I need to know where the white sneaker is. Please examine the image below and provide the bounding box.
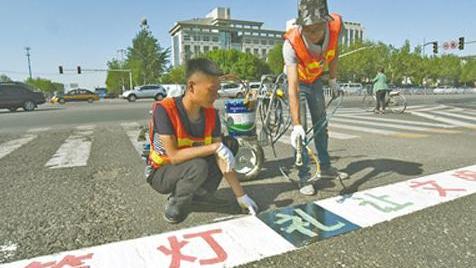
[299,184,316,196]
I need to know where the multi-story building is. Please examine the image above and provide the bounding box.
[170,7,284,66]
[170,7,365,66]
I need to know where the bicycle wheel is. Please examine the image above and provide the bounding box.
[362,94,376,112]
[387,95,407,113]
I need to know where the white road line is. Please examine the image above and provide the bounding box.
[278,130,358,144]
[410,111,476,128]
[332,117,458,134]
[431,110,476,122]
[120,122,144,156]
[337,114,455,128]
[27,127,52,133]
[45,127,94,169]
[410,105,448,112]
[405,105,431,110]
[460,109,476,116]
[0,135,37,160]
[330,123,426,138]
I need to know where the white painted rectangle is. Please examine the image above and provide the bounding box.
[121,122,144,156]
[316,165,476,227]
[45,128,94,169]
[0,135,36,160]
[0,216,295,268]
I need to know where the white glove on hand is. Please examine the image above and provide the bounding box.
[290,125,306,149]
[329,78,339,97]
[216,143,235,173]
[237,194,259,215]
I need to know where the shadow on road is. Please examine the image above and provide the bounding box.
[339,158,424,195]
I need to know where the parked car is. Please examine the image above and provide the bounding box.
[218,82,245,98]
[162,84,185,97]
[50,88,99,104]
[0,82,45,112]
[121,84,167,102]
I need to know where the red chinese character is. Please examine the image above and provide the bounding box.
[24,253,93,268]
[410,180,466,197]
[158,229,227,268]
[453,170,476,181]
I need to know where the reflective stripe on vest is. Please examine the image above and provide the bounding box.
[148,98,216,169]
[284,13,342,84]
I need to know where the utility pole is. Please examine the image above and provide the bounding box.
[25,47,32,79]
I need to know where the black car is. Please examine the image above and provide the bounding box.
[0,82,46,112]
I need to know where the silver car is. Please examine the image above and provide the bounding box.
[218,82,245,98]
[122,84,167,102]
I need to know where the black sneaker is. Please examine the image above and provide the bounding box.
[318,166,349,180]
[164,197,186,224]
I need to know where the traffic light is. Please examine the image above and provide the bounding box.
[458,37,465,50]
[58,66,63,74]
[432,42,438,54]
[77,66,82,74]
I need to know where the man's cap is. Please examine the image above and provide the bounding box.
[296,0,333,26]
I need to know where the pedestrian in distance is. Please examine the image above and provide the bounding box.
[145,58,259,224]
[283,0,348,196]
[372,67,389,114]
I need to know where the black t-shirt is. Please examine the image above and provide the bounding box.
[154,96,221,139]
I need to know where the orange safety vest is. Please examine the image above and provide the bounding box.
[148,98,216,169]
[284,13,342,84]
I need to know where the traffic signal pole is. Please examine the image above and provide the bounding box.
[57,67,133,90]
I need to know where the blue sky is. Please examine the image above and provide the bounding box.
[1,0,475,88]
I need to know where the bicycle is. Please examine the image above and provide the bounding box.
[362,89,407,113]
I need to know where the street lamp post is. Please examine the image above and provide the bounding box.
[25,47,32,79]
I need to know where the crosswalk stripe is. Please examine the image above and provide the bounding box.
[278,129,358,145]
[460,109,476,116]
[120,122,144,156]
[405,105,432,110]
[330,123,427,138]
[431,110,476,122]
[45,127,94,169]
[332,117,458,134]
[0,135,37,160]
[410,111,476,128]
[337,114,455,129]
[27,127,52,133]
[410,105,448,112]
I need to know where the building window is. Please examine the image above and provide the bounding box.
[262,49,267,57]
[184,45,191,52]
[245,48,251,53]
[194,45,200,54]
[253,39,259,44]
[244,39,251,44]
[212,36,219,42]
[254,48,259,55]
[261,40,267,45]
[269,40,274,45]
[204,46,210,53]
[213,46,219,50]
[193,35,201,41]
[203,36,210,42]
[183,35,190,41]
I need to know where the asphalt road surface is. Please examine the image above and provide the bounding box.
[0,94,475,267]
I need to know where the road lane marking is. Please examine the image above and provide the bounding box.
[431,110,476,122]
[410,105,449,112]
[410,111,476,128]
[44,127,94,169]
[329,123,427,138]
[336,114,455,128]
[0,135,37,160]
[332,117,458,134]
[27,127,51,133]
[120,122,144,156]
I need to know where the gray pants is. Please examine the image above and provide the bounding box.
[147,156,222,207]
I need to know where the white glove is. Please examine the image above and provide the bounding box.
[290,125,306,149]
[237,194,259,215]
[329,78,339,97]
[216,143,235,173]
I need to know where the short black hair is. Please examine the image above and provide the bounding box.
[185,58,222,81]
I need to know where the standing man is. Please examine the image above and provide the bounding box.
[146,58,258,223]
[283,0,348,196]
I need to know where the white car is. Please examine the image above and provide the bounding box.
[122,84,167,102]
[218,82,245,98]
[339,82,364,95]
[162,84,185,97]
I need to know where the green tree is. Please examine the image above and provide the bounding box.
[106,59,130,95]
[203,49,270,81]
[0,74,12,82]
[126,25,170,86]
[460,59,476,86]
[267,43,284,75]
[25,77,63,95]
[161,65,185,84]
